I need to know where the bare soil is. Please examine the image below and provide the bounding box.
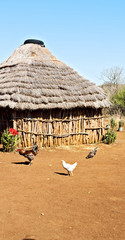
[0,131,125,240]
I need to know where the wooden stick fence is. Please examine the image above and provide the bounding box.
[10,115,107,147]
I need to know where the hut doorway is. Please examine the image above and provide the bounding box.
[0,108,13,142]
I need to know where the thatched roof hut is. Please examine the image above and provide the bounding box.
[0,40,110,147]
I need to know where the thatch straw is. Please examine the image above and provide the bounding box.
[0,43,111,110]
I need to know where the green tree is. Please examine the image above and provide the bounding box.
[111,87,125,107]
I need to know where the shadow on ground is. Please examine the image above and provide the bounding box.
[55,171,68,176]
[12,161,30,165]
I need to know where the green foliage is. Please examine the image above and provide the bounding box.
[1,128,20,152]
[111,87,125,107]
[110,118,117,130]
[103,129,116,144]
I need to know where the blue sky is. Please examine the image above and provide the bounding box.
[0,0,125,85]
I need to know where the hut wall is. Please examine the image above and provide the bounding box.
[11,107,107,148]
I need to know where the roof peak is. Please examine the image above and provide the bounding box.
[24,39,45,47]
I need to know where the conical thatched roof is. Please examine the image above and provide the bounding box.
[0,41,111,110]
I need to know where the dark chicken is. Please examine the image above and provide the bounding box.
[18,142,38,165]
[86,147,98,159]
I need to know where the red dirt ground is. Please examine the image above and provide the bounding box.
[0,131,125,240]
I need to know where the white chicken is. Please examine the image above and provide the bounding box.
[62,160,77,176]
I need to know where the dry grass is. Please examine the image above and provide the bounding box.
[0,43,110,110]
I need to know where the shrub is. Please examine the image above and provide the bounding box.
[103,129,116,144]
[110,118,117,130]
[1,128,20,152]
